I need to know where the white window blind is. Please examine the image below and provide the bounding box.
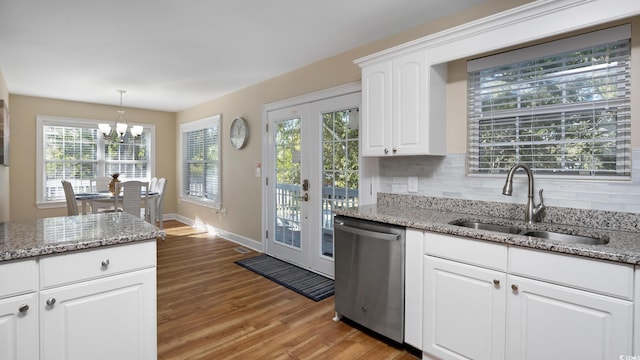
[181,115,221,207]
[39,116,152,203]
[467,25,631,178]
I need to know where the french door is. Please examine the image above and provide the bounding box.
[266,92,360,277]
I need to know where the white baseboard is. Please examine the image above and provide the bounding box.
[166,213,264,253]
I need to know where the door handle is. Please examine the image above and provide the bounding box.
[298,193,309,201]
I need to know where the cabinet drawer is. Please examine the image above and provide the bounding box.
[509,247,634,300]
[40,240,156,289]
[0,259,37,299]
[424,232,507,271]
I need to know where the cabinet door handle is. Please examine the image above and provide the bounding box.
[18,304,30,313]
[511,284,519,292]
[384,148,389,154]
[493,279,500,287]
[392,148,397,154]
[46,298,56,306]
[101,259,110,268]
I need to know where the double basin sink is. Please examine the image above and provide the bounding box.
[450,220,609,245]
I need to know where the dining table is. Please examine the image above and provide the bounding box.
[74,191,159,220]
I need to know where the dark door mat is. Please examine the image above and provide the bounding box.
[235,254,334,302]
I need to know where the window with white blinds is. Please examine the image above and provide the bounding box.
[180,114,221,208]
[467,25,631,178]
[38,116,152,203]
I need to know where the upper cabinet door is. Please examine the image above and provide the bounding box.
[393,51,429,155]
[359,49,446,157]
[361,61,392,156]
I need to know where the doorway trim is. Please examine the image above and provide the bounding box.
[260,82,362,254]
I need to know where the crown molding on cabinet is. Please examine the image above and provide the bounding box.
[354,0,640,67]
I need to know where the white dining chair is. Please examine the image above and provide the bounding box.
[89,176,116,212]
[61,180,79,216]
[115,181,150,221]
[90,176,111,193]
[154,178,167,229]
[149,177,158,193]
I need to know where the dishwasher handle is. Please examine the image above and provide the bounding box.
[334,222,400,242]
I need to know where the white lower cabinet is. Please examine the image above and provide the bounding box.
[0,258,38,360]
[636,267,640,354]
[506,274,632,359]
[0,293,38,360]
[0,240,157,360]
[423,256,506,360]
[421,231,635,360]
[40,268,156,360]
[405,229,424,349]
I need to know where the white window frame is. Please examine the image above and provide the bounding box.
[36,115,156,209]
[466,25,631,180]
[179,114,222,209]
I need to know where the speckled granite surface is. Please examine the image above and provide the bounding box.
[0,212,165,262]
[335,194,640,265]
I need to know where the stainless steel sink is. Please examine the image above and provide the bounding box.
[450,219,609,245]
[522,230,609,245]
[451,221,522,234]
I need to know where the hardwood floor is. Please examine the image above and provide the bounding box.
[157,220,419,360]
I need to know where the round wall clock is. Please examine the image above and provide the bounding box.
[230,117,249,149]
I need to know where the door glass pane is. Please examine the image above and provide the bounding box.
[275,118,301,249]
[321,109,359,258]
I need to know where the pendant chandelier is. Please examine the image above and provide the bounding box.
[98,90,143,143]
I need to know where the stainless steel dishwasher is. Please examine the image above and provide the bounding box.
[333,215,406,343]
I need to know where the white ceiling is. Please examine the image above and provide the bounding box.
[0,0,487,112]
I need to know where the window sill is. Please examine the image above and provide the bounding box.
[36,201,66,210]
[180,195,221,210]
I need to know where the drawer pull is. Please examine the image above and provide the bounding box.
[46,298,56,306]
[511,284,519,292]
[18,304,29,313]
[101,259,110,268]
[493,279,500,287]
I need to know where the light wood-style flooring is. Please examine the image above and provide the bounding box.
[157,220,419,360]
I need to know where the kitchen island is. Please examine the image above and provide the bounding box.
[0,212,164,360]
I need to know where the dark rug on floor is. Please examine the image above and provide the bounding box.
[235,254,334,302]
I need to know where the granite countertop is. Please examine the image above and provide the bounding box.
[335,203,640,266]
[0,212,166,262]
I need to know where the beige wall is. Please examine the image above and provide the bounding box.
[8,0,630,238]
[175,0,533,243]
[8,95,176,221]
[0,70,9,221]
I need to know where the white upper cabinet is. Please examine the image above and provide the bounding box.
[360,49,446,157]
[356,0,640,158]
[361,60,391,156]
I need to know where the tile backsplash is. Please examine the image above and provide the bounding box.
[378,150,640,214]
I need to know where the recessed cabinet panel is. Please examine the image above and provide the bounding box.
[424,256,506,360]
[361,61,392,156]
[506,275,633,359]
[394,54,424,152]
[40,269,156,360]
[0,259,37,299]
[0,293,38,360]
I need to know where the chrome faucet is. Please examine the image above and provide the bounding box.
[502,163,545,224]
